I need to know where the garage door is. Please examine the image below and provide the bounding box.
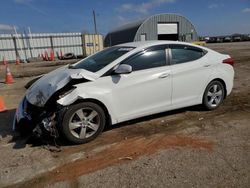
[157,23,178,34]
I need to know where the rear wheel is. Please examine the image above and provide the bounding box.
[203,80,225,110]
[61,102,106,144]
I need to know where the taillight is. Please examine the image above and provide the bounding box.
[223,58,234,66]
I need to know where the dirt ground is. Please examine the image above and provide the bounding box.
[0,42,249,188]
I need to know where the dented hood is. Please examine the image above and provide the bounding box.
[26,65,98,107]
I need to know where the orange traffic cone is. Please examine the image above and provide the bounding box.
[0,96,6,112]
[50,49,55,61]
[15,56,21,65]
[2,57,8,65]
[5,66,14,84]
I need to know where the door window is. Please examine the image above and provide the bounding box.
[123,48,167,71]
[170,45,206,64]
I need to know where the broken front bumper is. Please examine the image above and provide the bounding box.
[13,97,57,136]
[13,97,32,131]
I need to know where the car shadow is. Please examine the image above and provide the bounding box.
[1,105,205,149]
[0,109,16,139]
[0,109,26,148]
[0,108,59,150]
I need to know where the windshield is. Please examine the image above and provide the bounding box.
[73,46,135,72]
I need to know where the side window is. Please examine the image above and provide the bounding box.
[123,49,167,71]
[170,45,206,64]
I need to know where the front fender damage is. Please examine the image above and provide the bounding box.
[57,88,87,106]
[15,72,96,140]
[26,65,98,107]
[29,87,85,139]
[33,87,89,139]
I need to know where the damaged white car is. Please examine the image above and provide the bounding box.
[13,41,234,144]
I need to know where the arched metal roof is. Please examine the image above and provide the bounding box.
[104,13,198,47]
[104,19,145,47]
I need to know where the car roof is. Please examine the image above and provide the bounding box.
[96,40,215,76]
[116,40,208,51]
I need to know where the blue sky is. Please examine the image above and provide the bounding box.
[0,0,249,36]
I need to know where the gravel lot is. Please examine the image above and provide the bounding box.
[0,42,249,188]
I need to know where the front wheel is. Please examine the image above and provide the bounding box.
[202,80,225,110]
[61,102,106,144]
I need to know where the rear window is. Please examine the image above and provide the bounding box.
[170,45,206,64]
[73,46,134,72]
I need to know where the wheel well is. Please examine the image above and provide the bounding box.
[73,98,111,126]
[210,78,227,98]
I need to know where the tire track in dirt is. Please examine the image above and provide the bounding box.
[7,134,213,188]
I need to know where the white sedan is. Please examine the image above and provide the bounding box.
[14,41,234,144]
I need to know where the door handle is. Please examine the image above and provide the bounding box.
[159,73,170,78]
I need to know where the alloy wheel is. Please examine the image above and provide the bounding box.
[69,107,100,139]
[206,84,223,108]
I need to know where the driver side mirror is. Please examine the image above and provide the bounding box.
[114,64,132,74]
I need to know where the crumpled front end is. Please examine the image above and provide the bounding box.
[13,65,98,137]
[25,65,98,107]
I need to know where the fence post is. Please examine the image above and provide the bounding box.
[12,36,20,60]
[50,36,54,51]
[81,33,85,57]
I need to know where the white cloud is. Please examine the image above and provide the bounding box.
[208,3,224,9]
[14,0,48,16]
[26,3,48,15]
[117,15,129,25]
[0,24,14,31]
[117,0,176,14]
[14,0,33,4]
[208,4,219,9]
[242,8,250,13]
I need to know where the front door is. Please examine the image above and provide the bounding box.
[111,46,172,122]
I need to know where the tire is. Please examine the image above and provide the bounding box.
[63,53,76,60]
[202,80,225,110]
[60,102,106,144]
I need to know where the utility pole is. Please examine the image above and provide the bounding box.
[93,10,98,34]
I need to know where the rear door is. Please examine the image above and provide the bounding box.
[169,44,212,106]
